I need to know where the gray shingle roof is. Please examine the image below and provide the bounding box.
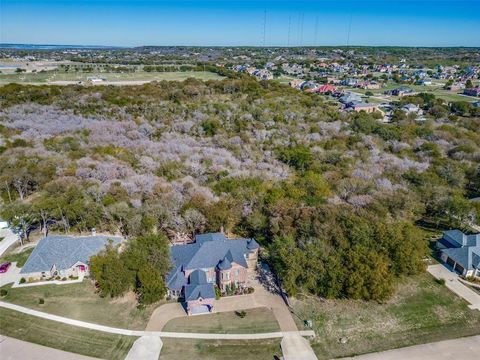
[20,235,123,274]
[440,230,480,270]
[184,269,215,301]
[166,233,259,291]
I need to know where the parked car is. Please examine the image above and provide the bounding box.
[0,262,11,273]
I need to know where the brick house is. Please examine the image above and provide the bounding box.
[166,232,259,315]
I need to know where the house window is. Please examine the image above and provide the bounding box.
[223,272,230,280]
[235,269,239,276]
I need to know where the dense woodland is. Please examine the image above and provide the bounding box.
[0,76,479,302]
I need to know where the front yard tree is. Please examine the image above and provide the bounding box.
[136,263,166,304]
[90,242,130,298]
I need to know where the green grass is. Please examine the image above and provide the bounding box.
[292,272,480,359]
[160,338,282,360]
[0,71,223,85]
[0,280,159,330]
[163,307,280,334]
[0,307,136,359]
[0,247,33,267]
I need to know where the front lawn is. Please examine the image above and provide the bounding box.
[163,307,280,334]
[0,247,34,267]
[0,280,160,330]
[0,307,136,359]
[292,272,480,359]
[160,338,282,360]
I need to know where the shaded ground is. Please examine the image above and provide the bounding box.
[291,273,480,359]
[163,307,280,334]
[0,280,159,329]
[0,307,135,359]
[160,338,282,360]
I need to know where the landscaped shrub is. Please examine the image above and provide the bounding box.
[55,276,61,280]
[38,298,45,304]
[214,286,221,300]
[0,289,7,297]
[235,310,246,318]
[62,277,67,281]
[246,287,254,294]
[435,278,446,285]
[19,277,26,284]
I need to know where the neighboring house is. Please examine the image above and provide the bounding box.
[339,92,362,104]
[317,84,336,93]
[166,232,259,315]
[402,103,423,116]
[20,235,123,280]
[437,230,480,278]
[348,102,381,114]
[464,87,480,97]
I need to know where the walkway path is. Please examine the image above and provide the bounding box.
[427,264,480,310]
[341,335,480,360]
[0,300,314,339]
[0,335,99,360]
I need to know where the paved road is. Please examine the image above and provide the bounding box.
[427,264,480,310]
[0,336,99,360]
[0,300,314,339]
[0,228,18,257]
[341,335,480,360]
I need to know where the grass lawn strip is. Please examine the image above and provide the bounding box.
[163,307,280,334]
[0,307,136,360]
[160,338,282,360]
[0,280,156,330]
[0,247,34,267]
[291,272,480,359]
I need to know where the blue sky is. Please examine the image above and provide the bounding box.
[1,1,479,47]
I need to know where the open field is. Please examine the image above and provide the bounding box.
[292,272,480,359]
[160,338,282,360]
[0,280,160,330]
[0,307,136,359]
[163,307,280,334]
[0,247,33,267]
[0,70,223,85]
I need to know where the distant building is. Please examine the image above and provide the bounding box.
[317,84,337,93]
[339,92,362,104]
[349,102,381,114]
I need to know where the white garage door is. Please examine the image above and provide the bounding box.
[191,305,210,315]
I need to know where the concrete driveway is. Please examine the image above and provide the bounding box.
[0,228,18,257]
[0,262,21,287]
[342,335,480,360]
[281,333,317,360]
[427,264,480,310]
